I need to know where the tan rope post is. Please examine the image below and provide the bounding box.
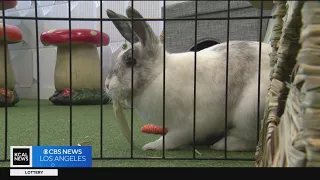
[255,1,305,167]
[298,1,320,167]
[270,1,305,167]
[273,1,320,167]
[255,0,287,167]
[268,1,287,80]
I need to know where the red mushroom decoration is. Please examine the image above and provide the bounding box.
[0,0,17,10]
[61,88,75,97]
[40,29,110,105]
[141,124,168,135]
[0,23,22,107]
[0,88,14,103]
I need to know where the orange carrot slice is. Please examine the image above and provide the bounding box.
[141,124,168,135]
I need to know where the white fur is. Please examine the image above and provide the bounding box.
[105,7,272,152]
[106,41,271,152]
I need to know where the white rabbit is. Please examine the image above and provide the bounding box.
[105,7,272,152]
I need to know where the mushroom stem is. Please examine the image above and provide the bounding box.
[54,43,102,91]
[0,42,15,89]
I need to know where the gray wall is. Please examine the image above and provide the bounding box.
[162,1,272,53]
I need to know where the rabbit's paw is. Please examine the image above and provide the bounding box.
[209,140,225,151]
[142,135,180,151]
[142,140,163,151]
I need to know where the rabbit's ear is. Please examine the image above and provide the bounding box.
[126,7,159,52]
[106,9,139,44]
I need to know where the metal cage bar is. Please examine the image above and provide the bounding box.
[224,0,231,159]
[68,0,73,147]
[99,0,104,159]
[162,0,166,158]
[34,0,41,147]
[1,0,8,161]
[256,0,264,144]
[1,16,272,21]
[130,0,134,158]
[0,0,272,163]
[193,0,198,159]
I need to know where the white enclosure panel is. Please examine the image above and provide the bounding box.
[98,1,130,43]
[97,45,113,82]
[10,49,34,87]
[33,47,57,88]
[37,1,56,7]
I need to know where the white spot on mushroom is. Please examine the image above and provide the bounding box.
[47,29,57,34]
[90,31,97,36]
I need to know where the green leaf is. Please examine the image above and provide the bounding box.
[122,43,127,50]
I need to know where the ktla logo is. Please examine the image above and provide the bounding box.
[10,146,33,168]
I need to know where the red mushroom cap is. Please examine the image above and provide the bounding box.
[0,0,17,10]
[0,23,23,44]
[40,29,110,47]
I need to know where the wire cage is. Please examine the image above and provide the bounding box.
[0,0,318,167]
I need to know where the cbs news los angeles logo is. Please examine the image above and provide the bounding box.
[9,145,91,176]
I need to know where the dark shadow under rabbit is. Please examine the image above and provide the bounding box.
[105,7,272,152]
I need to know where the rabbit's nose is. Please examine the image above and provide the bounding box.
[106,84,109,89]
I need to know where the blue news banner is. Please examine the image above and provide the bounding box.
[32,146,92,168]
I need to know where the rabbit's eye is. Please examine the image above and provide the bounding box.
[126,57,137,67]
